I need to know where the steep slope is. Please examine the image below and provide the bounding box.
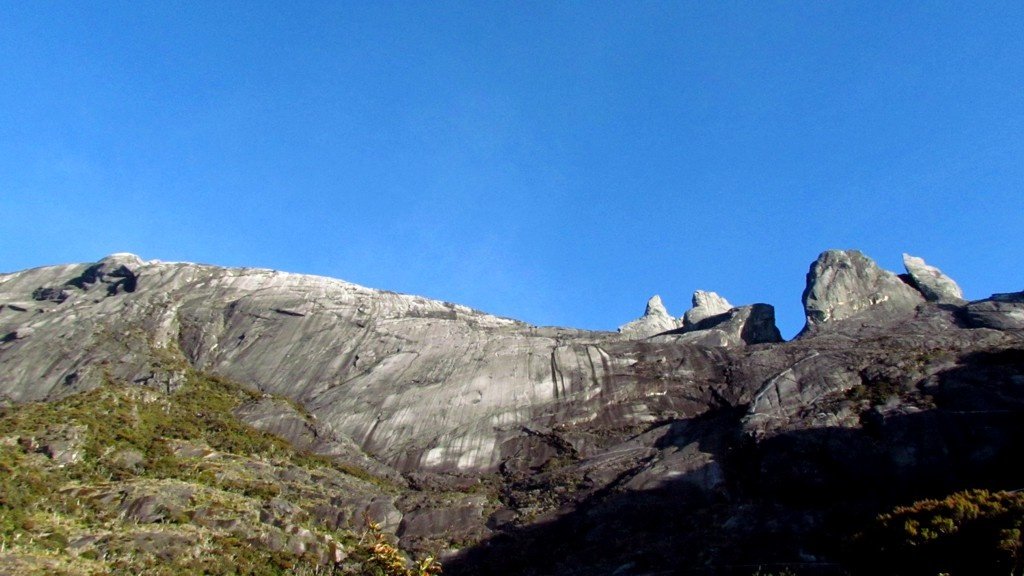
[2,249,1023,575]
[446,251,1024,575]
[1,254,785,475]
[1,255,624,474]
[0,368,427,575]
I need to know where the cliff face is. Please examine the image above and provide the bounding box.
[2,249,1023,575]
[0,252,785,475]
[2,254,613,473]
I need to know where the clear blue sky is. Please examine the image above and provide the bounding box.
[2,2,1022,338]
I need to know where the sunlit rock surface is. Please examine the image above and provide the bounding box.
[902,253,964,303]
[0,255,634,472]
[682,290,732,327]
[801,249,925,332]
[617,294,681,338]
[3,250,1024,576]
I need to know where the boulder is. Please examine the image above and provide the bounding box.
[654,303,783,347]
[902,254,964,303]
[66,253,143,294]
[397,495,491,549]
[311,496,403,533]
[618,295,681,338]
[963,292,1024,331]
[682,290,733,327]
[801,250,924,331]
[1,327,34,343]
[21,424,87,466]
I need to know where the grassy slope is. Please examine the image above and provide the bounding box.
[0,370,429,575]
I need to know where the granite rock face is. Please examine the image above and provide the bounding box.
[232,396,404,483]
[963,291,1024,330]
[654,303,783,347]
[617,295,681,338]
[902,253,964,303]
[0,255,636,473]
[743,352,862,437]
[682,290,733,327]
[68,252,143,295]
[801,249,925,331]
[3,250,1024,576]
[448,296,1024,576]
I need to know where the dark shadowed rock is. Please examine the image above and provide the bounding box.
[397,495,491,550]
[654,303,783,347]
[66,252,143,295]
[2,327,33,342]
[964,292,1024,330]
[743,352,862,437]
[801,249,924,332]
[902,253,964,303]
[31,286,69,303]
[3,250,1024,576]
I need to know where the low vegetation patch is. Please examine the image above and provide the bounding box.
[853,488,1024,575]
[0,369,438,575]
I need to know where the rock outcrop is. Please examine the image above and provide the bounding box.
[619,291,781,345]
[617,295,680,338]
[801,249,924,331]
[3,250,1024,576]
[963,291,1024,330]
[682,290,732,327]
[655,303,782,347]
[743,352,862,437]
[67,252,143,295]
[902,253,964,303]
[1,254,638,473]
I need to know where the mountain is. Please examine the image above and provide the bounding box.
[1,250,1022,575]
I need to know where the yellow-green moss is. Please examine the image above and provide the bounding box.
[0,367,436,575]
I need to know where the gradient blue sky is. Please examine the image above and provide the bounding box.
[2,2,1022,338]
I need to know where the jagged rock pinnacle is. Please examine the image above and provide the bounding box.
[801,249,924,331]
[618,294,681,338]
[644,294,670,317]
[902,253,964,303]
[682,290,733,327]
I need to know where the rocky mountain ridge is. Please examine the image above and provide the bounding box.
[2,249,1023,575]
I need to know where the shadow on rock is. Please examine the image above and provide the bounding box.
[445,350,1024,576]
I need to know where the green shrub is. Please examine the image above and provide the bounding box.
[350,521,442,576]
[854,489,1024,575]
[0,366,429,575]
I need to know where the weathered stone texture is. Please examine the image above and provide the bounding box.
[682,290,733,327]
[902,253,964,303]
[617,295,681,338]
[964,291,1024,330]
[801,249,924,330]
